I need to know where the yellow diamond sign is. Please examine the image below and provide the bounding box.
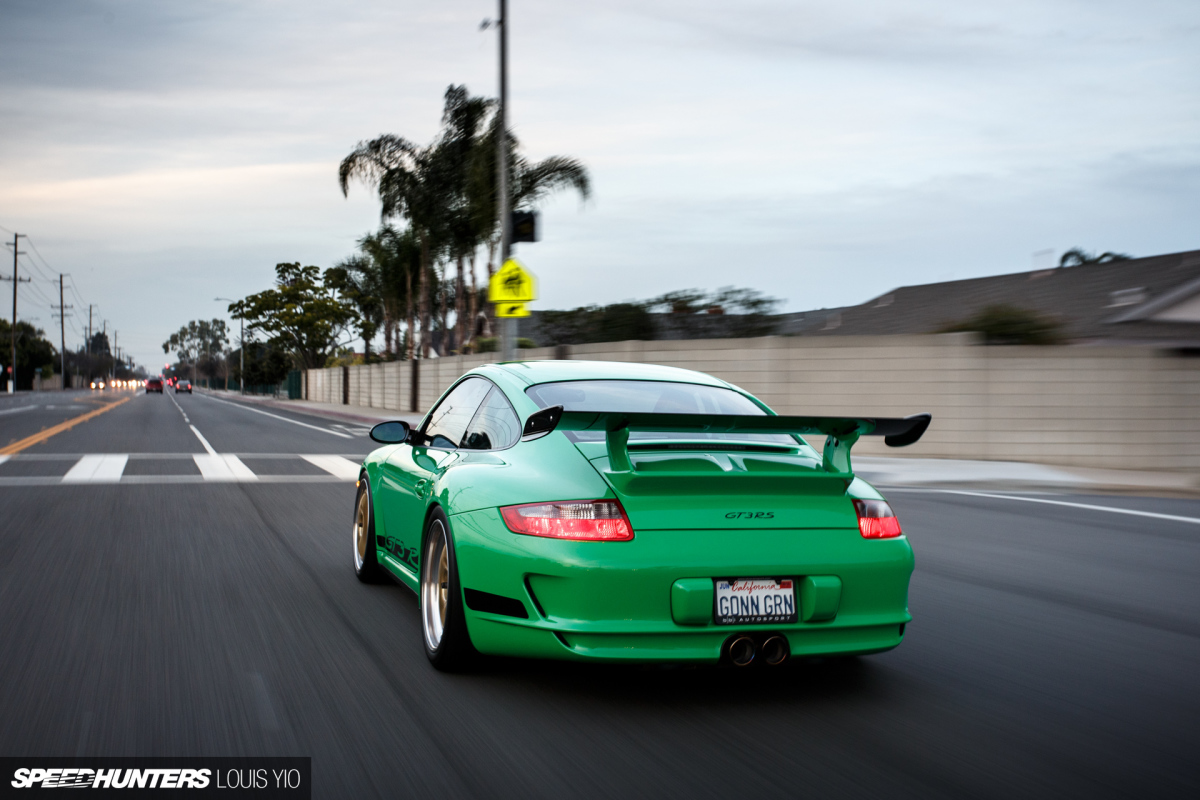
[489,258,537,304]
[496,302,530,318]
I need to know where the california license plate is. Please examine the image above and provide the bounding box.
[714,578,798,625]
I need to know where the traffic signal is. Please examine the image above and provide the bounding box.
[511,210,538,243]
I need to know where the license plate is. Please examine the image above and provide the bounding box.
[714,578,797,625]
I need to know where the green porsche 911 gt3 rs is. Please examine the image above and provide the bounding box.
[353,360,930,671]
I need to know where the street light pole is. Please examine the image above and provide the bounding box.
[497,0,515,361]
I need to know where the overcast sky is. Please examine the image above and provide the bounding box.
[1,0,1198,368]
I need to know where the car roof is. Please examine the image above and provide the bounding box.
[476,359,732,388]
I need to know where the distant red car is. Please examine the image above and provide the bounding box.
[146,378,164,394]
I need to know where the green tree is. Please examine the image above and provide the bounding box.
[647,287,782,338]
[325,257,383,361]
[1058,248,1133,267]
[0,320,58,390]
[162,319,228,382]
[233,341,291,388]
[228,263,355,369]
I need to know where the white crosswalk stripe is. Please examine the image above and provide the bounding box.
[0,453,365,486]
[301,455,362,480]
[62,455,129,483]
[193,454,259,481]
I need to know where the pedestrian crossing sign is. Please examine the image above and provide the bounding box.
[489,259,537,303]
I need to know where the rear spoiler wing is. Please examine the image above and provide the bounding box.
[522,407,932,476]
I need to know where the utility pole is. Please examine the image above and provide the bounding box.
[4,233,29,393]
[87,305,94,357]
[497,0,514,361]
[53,275,72,390]
[112,330,117,380]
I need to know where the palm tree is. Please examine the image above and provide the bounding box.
[340,134,444,358]
[356,226,418,357]
[341,85,592,354]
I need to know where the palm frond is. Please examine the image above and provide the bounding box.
[514,155,591,206]
[338,134,417,197]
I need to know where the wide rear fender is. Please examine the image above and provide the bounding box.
[434,432,613,517]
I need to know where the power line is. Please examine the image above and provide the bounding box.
[2,231,108,365]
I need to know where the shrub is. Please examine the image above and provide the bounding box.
[938,305,1063,345]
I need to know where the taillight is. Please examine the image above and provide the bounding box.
[500,500,634,541]
[853,499,903,539]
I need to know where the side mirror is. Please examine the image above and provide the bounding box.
[369,420,411,444]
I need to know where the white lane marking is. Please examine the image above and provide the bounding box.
[890,488,1200,526]
[190,425,218,455]
[167,390,191,424]
[0,405,37,416]
[0,455,8,467]
[62,454,129,483]
[198,393,352,438]
[301,454,362,480]
[193,454,258,481]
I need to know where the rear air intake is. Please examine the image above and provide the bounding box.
[463,589,529,619]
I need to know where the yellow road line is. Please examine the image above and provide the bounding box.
[0,396,132,455]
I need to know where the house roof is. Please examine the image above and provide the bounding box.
[804,249,1200,345]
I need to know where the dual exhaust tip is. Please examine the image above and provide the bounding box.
[726,634,789,667]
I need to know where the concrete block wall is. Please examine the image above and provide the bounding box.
[303,334,1200,472]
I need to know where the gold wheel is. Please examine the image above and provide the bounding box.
[353,485,369,572]
[422,519,450,651]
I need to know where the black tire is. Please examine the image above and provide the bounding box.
[420,507,475,671]
[353,479,386,583]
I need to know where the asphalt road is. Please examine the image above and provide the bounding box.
[1,389,1198,798]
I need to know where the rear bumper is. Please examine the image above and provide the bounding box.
[451,508,913,662]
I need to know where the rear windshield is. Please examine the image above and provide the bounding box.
[524,380,797,446]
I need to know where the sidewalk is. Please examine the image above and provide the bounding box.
[205,392,1199,495]
[204,391,422,426]
[855,456,1200,495]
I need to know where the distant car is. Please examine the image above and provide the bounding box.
[353,361,931,671]
[146,378,164,394]
[90,379,105,390]
[175,380,192,394]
